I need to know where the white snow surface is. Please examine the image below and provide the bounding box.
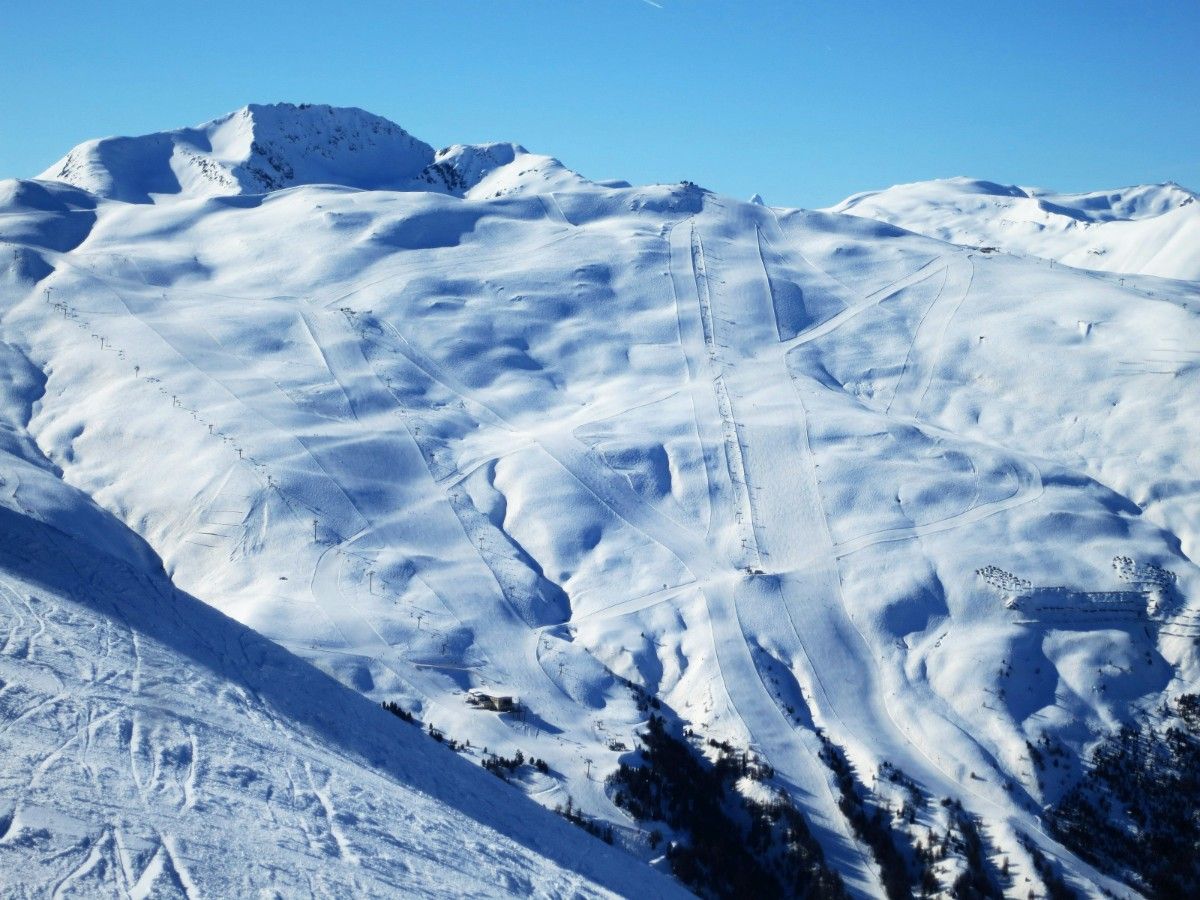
[830,176,1200,280]
[0,341,685,897]
[2,104,1198,897]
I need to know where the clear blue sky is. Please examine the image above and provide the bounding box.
[2,1,1197,207]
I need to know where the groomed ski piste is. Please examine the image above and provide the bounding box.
[1,103,1197,897]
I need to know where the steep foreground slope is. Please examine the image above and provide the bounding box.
[2,104,1199,897]
[829,177,1200,281]
[0,338,686,897]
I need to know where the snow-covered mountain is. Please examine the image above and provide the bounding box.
[38,103,581,204]
[829,176,1200,280]
[2,103,1199,898]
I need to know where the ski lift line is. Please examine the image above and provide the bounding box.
[86,284,374,534]
[720,386,765,567]
[588,213,873,873]
[37,286,284,494]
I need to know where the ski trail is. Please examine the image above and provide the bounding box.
[703,575,879,895]
[783,256,945,352]
[315,216,876,892]
[916,255,976,413]
[755,218,860,333]
[538,193,573,228]
[304,762,360,865]
[49,828,113,900]
[357,299,708,548]
[831,453,1042,558]
[754,211,991,774]
[127,845,167,900]
[569,581,697,625]
[886,251,974,418]
[884,264,951,414]
[297,310,359,421]
[157,832,199,900]
[782,316,1046,555]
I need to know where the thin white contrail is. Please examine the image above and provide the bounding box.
[640,0,663,8]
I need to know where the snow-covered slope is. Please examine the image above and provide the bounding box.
[0,338,685,898]
[830,176,1200,280]
[3,105,1199,897]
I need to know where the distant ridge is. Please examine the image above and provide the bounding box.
[829,175,1200,279]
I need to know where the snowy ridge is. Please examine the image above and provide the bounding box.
[3,104,1199,897]
[38,103,436,202]
[419,142,586,199]
[829,176,1200,280]
[37,103,584,205]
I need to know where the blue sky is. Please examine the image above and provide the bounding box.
[3,1,1197,207]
